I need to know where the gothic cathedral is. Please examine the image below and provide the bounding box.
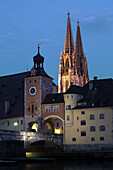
[58,12,89,93]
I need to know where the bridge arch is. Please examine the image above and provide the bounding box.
[42,115,64,135]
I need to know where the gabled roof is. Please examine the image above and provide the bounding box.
[65,85,85,95]
[0,71,31,119]
[73,78,113,109]
[42,93,64,104]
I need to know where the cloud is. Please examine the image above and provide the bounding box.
[83,16,95,21]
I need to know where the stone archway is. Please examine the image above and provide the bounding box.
[28,122,38,132]
[42,115,64,135]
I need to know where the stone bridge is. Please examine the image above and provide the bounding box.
[0,129,63,148]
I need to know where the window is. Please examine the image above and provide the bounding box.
[100,125,105,131]
[91,137,95,141]
[57,123,59,128]
[67,95,69,99]
[5,101,10,114]
[100,137,104,141]
[66,105,71,110]
[67,115,70,121]
[21,120,23,125]
[77,128,79,132]
[77,117,79,120]
[45,106,51,112]
[7,122,9,126]
[90,126,96,132]
[53,105,59,111]
[32,105,34,114]
[100,113,104,119]
[81,131,86,136]
[72,138,76,141]
[81,120,86,125]
[71,95,73,98]
[90,114,95,120]
[81,111,85,115]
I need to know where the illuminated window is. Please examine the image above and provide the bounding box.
[81,111,85,115]
[100,137,104,141]
[72,138,76,141]
[90,126,96,132]
[90,114,95,120]
[99,113,104,119]
[81,120,86,125]
[45,106,51,112]
[100,125,105,131]
[67,115,70,121]
[81,131,86,136]
[66,105,71,110]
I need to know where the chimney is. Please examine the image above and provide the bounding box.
[94,76,97,80]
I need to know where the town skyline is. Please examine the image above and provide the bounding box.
[0,0,113,84]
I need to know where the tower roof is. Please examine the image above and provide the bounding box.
[74,21,84,57]
[33,42,44,66]
[64,12,74,54]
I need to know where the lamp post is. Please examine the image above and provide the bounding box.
[14,122,18,131]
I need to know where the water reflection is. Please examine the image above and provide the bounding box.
[1,160,113,170]
[26,160,113,170]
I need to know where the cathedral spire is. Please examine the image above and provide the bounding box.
[74,21,84,57]
[64,12,74,54]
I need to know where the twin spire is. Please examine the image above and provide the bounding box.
[64,12,84,56]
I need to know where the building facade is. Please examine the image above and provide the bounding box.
[58,12,89,93]
[64,78,113,150]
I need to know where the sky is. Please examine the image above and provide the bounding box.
[0,0,113,84]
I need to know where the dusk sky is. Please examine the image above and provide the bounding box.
[0,0,113,84]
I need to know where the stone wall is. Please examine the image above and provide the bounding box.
[0,140,25,158]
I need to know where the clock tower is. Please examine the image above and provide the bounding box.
[24,43,55,133]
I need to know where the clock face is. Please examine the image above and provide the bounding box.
[29,86,37,96]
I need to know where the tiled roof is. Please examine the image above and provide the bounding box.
[42,93,64,104]
[0,71,31,119]
[73,78,113,109]
[65,85,85,95]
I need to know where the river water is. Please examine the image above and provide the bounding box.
[0,160,113,170]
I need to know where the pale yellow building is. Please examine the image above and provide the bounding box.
[64,78,113,150]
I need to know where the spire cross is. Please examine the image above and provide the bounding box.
[77,20,80,26]
[37,41,41,54]
[67,11,70,16]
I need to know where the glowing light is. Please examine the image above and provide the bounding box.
[14,122,18,126]
[54,128,61,134]
[32,123,38,132]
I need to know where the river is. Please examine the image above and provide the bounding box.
[0,160,113,170]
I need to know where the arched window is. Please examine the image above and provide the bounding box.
[99,113,104,119]
[100,125,105,131]
[66,58,69,67]
[66,80,69,91]
[81,120,86,126]
[90,114,95,120]
[90,126,96,132]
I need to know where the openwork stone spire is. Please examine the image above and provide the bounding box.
[64,12,74,54]
[74,21,84,57]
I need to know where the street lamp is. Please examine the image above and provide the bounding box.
[14,121,18,131]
